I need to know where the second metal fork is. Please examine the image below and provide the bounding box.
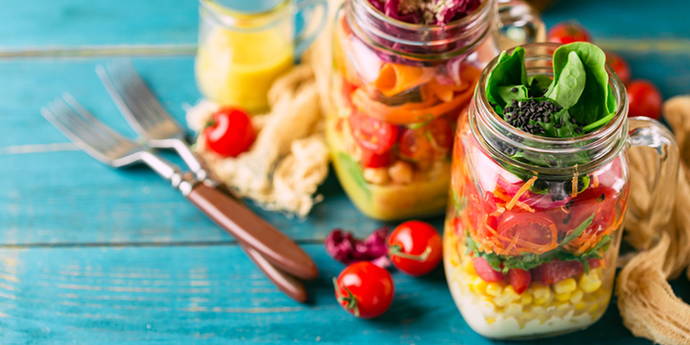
[41,94,315,302]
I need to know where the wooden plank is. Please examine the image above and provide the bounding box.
[0,0,197,49]
[0,243,666,344]
[0,0,688,51]
[542,0,690,39]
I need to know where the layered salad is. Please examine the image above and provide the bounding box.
[328,0,489,220]
[444,42,630,338]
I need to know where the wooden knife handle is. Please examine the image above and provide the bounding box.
[186,182,318,280]
[242,244,307,303]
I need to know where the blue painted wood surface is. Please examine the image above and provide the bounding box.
[0,0,689,343]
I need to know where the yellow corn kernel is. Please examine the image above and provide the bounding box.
[532,284,552,305]
[493,295,512,307]
[486,282,503,297]
[471,277,488,295]
[555,291,572,302]
[485,317,496,325]
[574,302,587,311]
[579,272,602,293]
[553,278,577,294]
[503,286,521,302]
[570,290,584,304]
[463,259,477,276]
[520,292,533,305]
[505,303,523,315]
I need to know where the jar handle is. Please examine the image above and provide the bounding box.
[627,117,680,232]
[495,0,546,50]
[294,0,329,57]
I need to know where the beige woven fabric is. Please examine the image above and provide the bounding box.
[618,96,690,344]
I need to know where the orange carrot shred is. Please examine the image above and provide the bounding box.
[506,176,537,210]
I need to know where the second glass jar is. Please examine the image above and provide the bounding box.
[328,0,511,220]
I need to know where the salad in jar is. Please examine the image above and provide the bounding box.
[444,42,631,338]
[328,0,500,220]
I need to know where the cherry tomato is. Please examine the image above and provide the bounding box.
[627,80,662,119]
[387,221,442,276]
[204,107,256,157]
[334,262,394,318]
[349,112,399,154]
[547,22,592,44]
[472,257,505,283]
[564,186,617,236]
[606,52,631,84]
[531,258,601,285]
[399,116,453,162]
[508,268,531,294]
[496,211,558,254]
[360,148,394,168]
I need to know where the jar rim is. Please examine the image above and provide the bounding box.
[200,0,292,31]
[471,42,630,174]
[358,0,492,31]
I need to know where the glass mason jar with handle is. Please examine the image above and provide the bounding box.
[327,0,544,221]
[444,43,679,339]
[196,0,327,113]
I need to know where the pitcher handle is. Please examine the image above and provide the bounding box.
[496,0,546,50]
[627,117,680,233]
[294,0,329,57]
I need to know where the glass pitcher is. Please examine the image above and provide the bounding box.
[196,0,327,113]
[443,42,679,339]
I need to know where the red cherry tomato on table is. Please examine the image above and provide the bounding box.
[627,80,662,119]
[349,112,399,154]
[606,52,631,84]
[334,262,394,318]
[204,107,256,157]
[547,22,591,44]
[387,220,442,276]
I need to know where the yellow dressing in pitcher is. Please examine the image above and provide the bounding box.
[196,2,295,113]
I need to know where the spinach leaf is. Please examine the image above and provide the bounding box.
[551,42,611,125]
[498,85,529,106]
[583,112,616,132]
[528,74,553,97]
[544,51,586,109]
[486,47,528,112]
[560,215,594,247]
[536,108,581,138]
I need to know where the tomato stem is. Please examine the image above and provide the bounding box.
[332,277,359,317]
[388,244,431,262]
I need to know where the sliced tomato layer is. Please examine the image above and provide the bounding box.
[348,112,399,154]
[472,257,504,283]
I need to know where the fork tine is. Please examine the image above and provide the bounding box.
[99,61,181,134]
[41,94,138,165]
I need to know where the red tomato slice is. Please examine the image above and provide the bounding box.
[399,116,453,162]
[508,268,531,294]
[472,257,505,283]
[531,260,583,285]
[360,148,394,168]
[496,212,559,254]
[348,112,399,154]
[563,186,617,236]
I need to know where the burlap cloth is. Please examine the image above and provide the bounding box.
[618,96,690,344]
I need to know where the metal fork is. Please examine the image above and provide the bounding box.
[96,61,211,183]
[41,95,315,302]
[96,62,313,302]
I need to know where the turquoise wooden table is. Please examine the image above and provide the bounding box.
[1,0,689,343]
